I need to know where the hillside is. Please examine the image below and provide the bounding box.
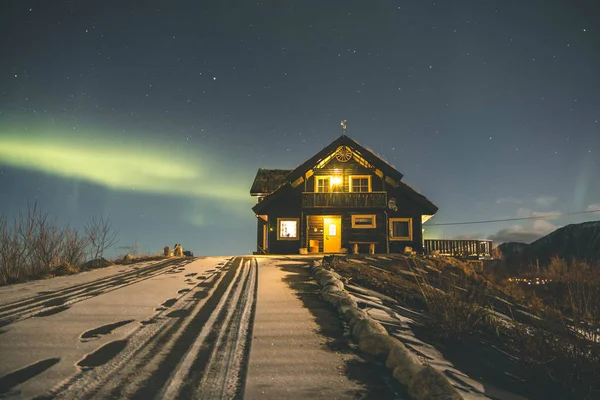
[499,220,600,267]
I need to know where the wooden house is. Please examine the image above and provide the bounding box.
[250,135,439,255]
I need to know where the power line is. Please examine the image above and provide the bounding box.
[425,209,600,226]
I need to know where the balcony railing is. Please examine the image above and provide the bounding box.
[302,191,387,208]
[424,239,493,257]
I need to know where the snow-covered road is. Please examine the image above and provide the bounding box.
[1,256,402,399]
[0,256,257,399]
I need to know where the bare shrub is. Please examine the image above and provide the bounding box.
[491,246,503,260]
[514,322,600,398]
[61,226,89,268]
[0,202,41,283]
[546,255,567,281]
[0,202,119,285]
[414,268,501,341]
[85,216,119,261]
[30,211,65,276]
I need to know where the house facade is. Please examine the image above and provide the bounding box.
[250,135,438,255]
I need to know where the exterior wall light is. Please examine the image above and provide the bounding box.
[331,176,342,186]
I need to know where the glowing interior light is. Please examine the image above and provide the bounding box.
[330,176,342,186]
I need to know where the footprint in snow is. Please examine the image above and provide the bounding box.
[77,340,128,369]
[193,291,209,300]
[34,305,70,317]
[161,298,177,308]
[80,320,134,342]
[177,289,191,294]
[42,298,66,307]
[184,273,197,277]
[166,309,190,318]
[0,358,61,395]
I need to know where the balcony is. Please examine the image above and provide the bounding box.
[302,191,387,208]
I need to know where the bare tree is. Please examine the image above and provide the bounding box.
[30,211,64,274]
[85,215,119,260]
[62,225,89,267]
[0,213,13,284]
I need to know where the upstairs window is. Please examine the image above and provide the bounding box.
[350,176,371,192]
[315,176,330,192]
[390,218,412,240]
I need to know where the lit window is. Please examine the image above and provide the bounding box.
[350,176,371,192]
[352,214,376,228]
[277,218,299,240]
[315,176,330,192]
[390,218,412,240]
[329,223,337,236]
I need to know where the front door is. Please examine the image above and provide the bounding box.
[323,216,341,252]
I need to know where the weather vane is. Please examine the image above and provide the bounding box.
[341,120,347,135]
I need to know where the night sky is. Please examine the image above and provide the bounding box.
[1,0,599,256]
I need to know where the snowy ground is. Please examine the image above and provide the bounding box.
[245,257,401,399]
[0,256,245,399]
[0,253,541,399]
[0,255,402,400]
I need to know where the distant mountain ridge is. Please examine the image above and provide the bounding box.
[499,220,600,267]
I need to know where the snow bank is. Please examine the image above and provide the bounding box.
[309,260,463,400]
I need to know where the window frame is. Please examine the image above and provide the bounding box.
[389,217,413,240]
[349,175,372,192]
[351,214,377,229]
[314,176,331,193]
[277,218,300,240]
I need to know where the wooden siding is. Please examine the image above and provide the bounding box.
[256,153,428,254]
[260,189,303,254]
[306,157,385,192]
[388,212,424,253]
[306,215,325,252]
[306,211,388,253]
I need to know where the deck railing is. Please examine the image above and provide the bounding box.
[424,239,493,257]
[302,191,387,208]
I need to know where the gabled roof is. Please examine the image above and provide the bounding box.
[250,169,292,195]
[251,134,438,214]
[285,135,404,183]
[395,181,439,215]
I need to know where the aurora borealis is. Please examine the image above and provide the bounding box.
[1,1,599,256]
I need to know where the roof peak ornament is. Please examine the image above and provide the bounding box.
[340,120,347,136]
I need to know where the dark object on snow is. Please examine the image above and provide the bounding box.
[83,258,114,269]
[183,251,194,257]
[323,255,335,264]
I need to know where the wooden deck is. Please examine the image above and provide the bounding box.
[424,239,493,257]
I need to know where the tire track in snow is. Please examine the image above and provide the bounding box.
[169,257,257,400]
[48,257,257,400]
[0,258,196,328]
